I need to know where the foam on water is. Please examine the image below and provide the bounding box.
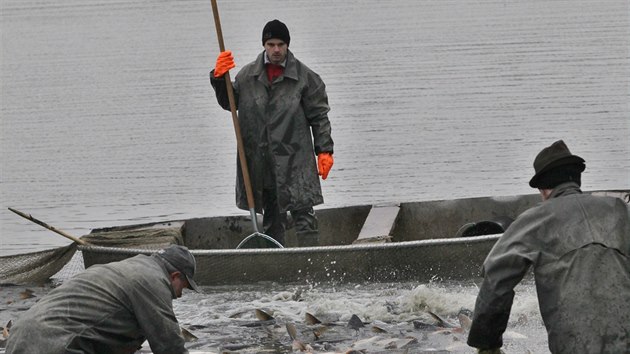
[170,280,548,352]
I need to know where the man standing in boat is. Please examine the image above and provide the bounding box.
[467,140,630,353]
[6,245,199,354]
[209,19,334,247]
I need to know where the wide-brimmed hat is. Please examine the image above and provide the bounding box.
[529,140,585,188]
[156,245,200,292]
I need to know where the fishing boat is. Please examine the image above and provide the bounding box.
[76,190,629,285]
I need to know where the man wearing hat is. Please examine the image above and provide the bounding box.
[6,244,199,354]
[209,19,334,247]
[467,140,630,353]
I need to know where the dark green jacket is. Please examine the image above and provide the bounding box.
[468,183,630,353]
[211,50,333,212]
[6,254,187,354]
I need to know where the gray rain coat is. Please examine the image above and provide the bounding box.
[211,50,333,213]
[467,182,630,353]
[6,254,187,354]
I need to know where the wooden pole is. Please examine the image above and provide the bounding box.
[8,207,88,245]
[210,0,256,211]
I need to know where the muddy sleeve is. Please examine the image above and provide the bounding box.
[467,215,538,349]
[129,278,188,354]
[302,71,333,154]
[209,71,239,111]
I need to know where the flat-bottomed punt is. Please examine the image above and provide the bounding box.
[78,190,629,285]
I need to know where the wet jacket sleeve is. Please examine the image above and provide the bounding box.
[302,71,333,154]
[467,214,538,349]
[128,271,188,354]
[209,71,239,111]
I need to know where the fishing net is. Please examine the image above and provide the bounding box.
[0,227,183,285]
[0,244,78,284]
[80,227,183,248]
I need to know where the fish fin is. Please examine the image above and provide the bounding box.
[457,313,472,331]
[313,324,329,339]
[371,325,387,333]
[427,311,455,328]
[255,308,274,321]
[180,326,198,342]
[347,314,365,329]
[19,289,35,300]
[288,322,312,352]
[291,339,307,351]
[286,322,299,340]
[305,312,322,325]
[228,309,249,318]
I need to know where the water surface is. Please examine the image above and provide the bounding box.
[1,1,629,352]
[2,0,628,254]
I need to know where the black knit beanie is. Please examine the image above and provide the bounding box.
[262,19,290,46]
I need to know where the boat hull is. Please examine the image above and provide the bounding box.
[79,190,629,285]
[81,235,499,284]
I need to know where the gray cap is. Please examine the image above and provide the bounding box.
[156,245,200,292]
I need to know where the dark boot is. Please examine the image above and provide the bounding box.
[296,230,320,247]
[262,188,287,247]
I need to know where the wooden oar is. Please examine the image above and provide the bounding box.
[8,207,88,245]
[210,0,282,248]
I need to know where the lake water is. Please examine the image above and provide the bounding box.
[1,0,628,352]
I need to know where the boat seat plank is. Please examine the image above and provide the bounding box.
[353,204,400,244]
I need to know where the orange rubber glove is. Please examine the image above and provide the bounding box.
[214,50,235,78]
[317,152,334,180]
